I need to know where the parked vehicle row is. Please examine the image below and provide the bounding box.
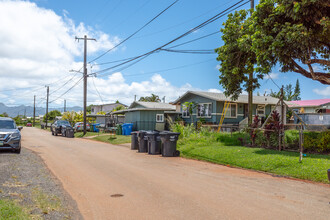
[74,122,91,132]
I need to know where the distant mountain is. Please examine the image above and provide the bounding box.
[0,103,82,117]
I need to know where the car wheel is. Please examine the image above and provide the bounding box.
[52,131,54,135]
[55,131,58,136]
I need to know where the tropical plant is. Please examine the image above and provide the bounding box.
[43,110,61,123]
[139,94,161,102]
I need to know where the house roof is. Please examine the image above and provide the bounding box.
[92,102,127,108]
[112,101,176,114]
[129,101,176,110]
[288,99,330,108]
[172,91,280,105]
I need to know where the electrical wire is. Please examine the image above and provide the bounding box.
[89,0,180,63]
[92,0,249,77]
[160,49,215,54]
[49,77,84,103]
[91,76,104,104]
[124,58,214,77]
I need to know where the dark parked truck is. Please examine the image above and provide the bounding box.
[0,117,22,154]
[51,120,74,138]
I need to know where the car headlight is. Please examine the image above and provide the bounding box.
[11,132,20,138]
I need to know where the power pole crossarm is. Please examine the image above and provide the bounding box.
[76,35,96,135]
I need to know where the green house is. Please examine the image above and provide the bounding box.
[112,101,178,131]
[171,91,280,126]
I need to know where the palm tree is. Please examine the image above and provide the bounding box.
[139,94,161,102]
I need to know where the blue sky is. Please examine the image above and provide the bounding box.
[0,0,328,108]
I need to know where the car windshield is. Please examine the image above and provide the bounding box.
[57,121,70,126]
[0,120,16,129]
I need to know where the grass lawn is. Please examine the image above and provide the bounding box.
[92,135,131,145]
[74,131,101,138]
[0,200,31,219]
[177,135,330,183]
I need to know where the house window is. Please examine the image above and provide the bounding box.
[156,114,164,122]
[197,103,212,118]
[257,105,265,115]
[225,103,237,118]
[182,105,190,118]
[91,108,94,113]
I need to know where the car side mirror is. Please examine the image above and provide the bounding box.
[18,126,23,131]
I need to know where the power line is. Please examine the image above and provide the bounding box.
[160,49,215,54]
[92,0,249,77]
[124,58,214,77]
[91,76,104,104]
[49,77,84,103]
[89,0,180,63]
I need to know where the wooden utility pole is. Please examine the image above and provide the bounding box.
[248,0,254,126]
[45,86,49,129]
[64,99,66,112]
[33,95,36,127]
[75,35,96,135]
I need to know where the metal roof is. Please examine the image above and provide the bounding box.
[129,101,176,110]
[172,91,280,105]
[289,99,330,108]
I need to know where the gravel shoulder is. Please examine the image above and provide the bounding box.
[0,147,82,219]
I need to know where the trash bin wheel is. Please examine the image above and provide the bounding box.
[175,150,180,157]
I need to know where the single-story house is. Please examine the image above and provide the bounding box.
[91,102,127,114]
[288,99,330,127]
[171,91,282,125]
[112,101,179,131]
[289,99,330,113]
[87,114,125,128]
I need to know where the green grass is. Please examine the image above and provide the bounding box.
[177,133,330,183]
[74,131,100,138]
[92,135,131,145]
[0,199,31,219]
[32,189,61,215]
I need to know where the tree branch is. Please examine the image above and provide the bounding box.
[307,59,330,66]
[292,59,330,85]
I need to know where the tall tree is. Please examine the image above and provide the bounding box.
[215,10,262,125]
[139,94,161,102]
[269,83,300,101]
[293,79,301,101]
[253,0,330,84]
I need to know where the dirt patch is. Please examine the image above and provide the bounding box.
[0,148,82,219]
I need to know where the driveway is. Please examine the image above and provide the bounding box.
[22,127,330,220]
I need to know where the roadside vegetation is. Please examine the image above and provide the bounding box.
[171,123,330,183]
[0,200,31,219]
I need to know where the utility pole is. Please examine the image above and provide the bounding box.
[64,99,66,112]
[248,0,254,126]
[279,85,285,151]
[45,86,49,129]
[76,35,96,135]
[33,95,36,127]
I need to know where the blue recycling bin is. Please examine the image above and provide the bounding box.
[122,123,133,135]
[92,123,100,132]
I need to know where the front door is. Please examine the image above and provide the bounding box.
[243,104,248,118]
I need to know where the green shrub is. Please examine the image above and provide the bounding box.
[285,130,299,148]
[304,131,330,153]
[317,131,330,153]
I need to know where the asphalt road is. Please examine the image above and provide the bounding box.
[22,127,330,220]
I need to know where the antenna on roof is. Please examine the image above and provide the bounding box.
[163,96,166,103]
[134,95,137,102]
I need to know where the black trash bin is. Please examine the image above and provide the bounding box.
[131,131,139,150]
[160,131,180,157]
[146,131,161,155]
[137,130,148,153]
[66,128,74,138]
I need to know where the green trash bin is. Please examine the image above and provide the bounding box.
[116,124,122,135]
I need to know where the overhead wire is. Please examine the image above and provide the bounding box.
[89,0,180,63]
[92,0,249,77]
[49,77,84,103]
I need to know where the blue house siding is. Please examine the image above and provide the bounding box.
[125,110,165,131]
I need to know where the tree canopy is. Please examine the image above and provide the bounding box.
[43,110,61,122]
[269,80,301,101]
[139,94,161,102]
[215,9,261,100]
[253,0,330,84]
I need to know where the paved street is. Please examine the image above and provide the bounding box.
[22,128,330,220]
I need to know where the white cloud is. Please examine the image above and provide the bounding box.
[0,0,119,105]
[264,72,279,79]
[208,88,222,93]
[313,86,330,97]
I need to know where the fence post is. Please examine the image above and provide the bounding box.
[299,125,303,162]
